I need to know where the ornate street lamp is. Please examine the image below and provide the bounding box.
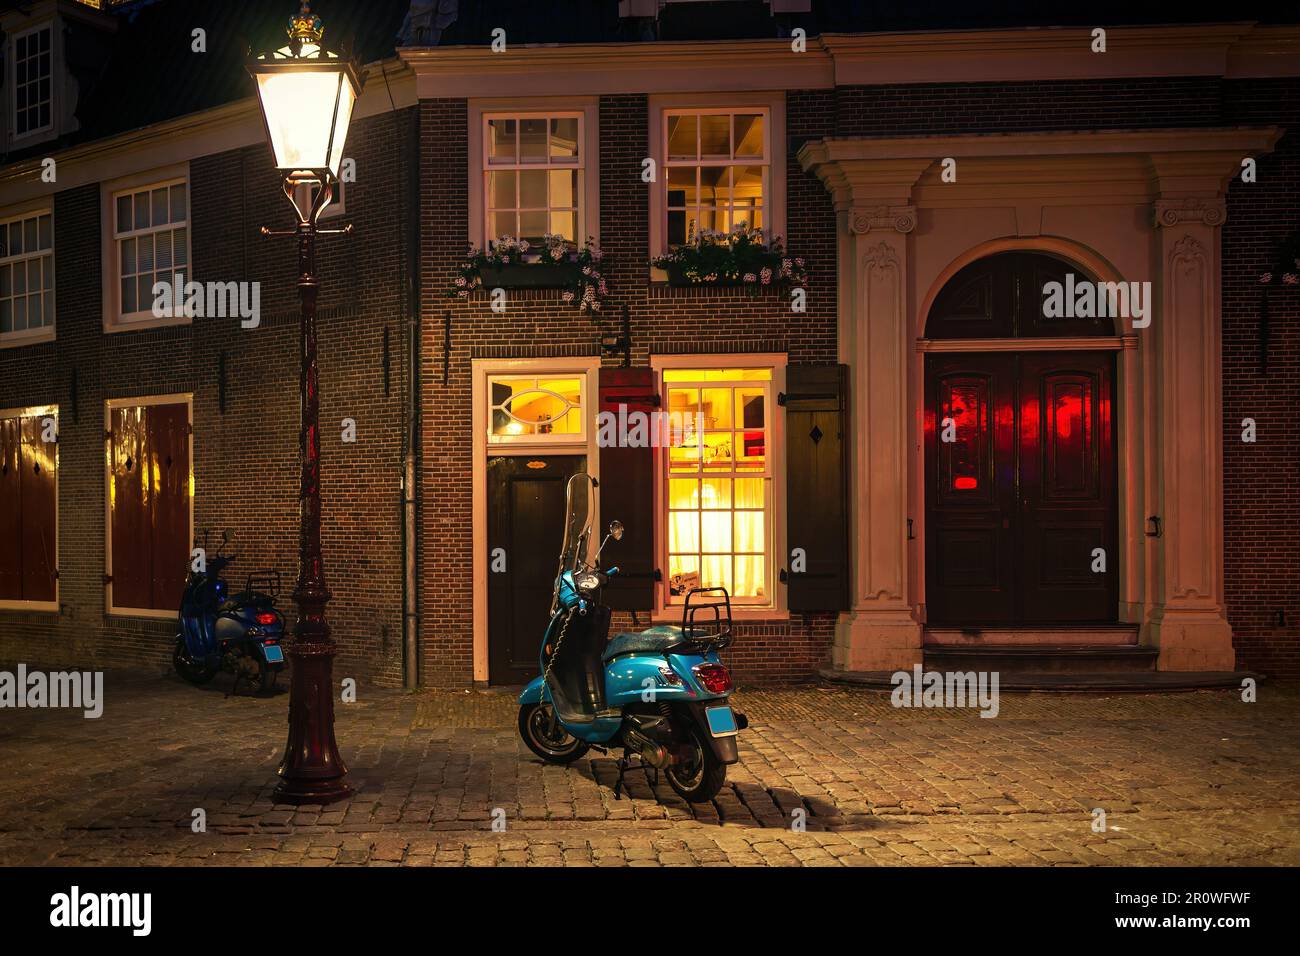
[248,2,363,805]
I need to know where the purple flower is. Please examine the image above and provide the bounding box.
[1260,272,1274,284]
[1284,273,1299,285]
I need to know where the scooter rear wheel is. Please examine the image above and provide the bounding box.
[665,722,727,803]
[519,704,590,764]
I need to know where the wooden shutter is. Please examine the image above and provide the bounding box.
[19,415,56,602]
[148,404,190,610]
[598,366,656,609]
[783,364,850,611]
[110,406,152,610]
[0,418,21,601]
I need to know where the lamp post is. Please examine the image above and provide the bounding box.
[248,2,362,805]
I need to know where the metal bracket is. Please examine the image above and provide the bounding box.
[600,303,632,367]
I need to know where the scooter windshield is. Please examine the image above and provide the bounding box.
[557,473,593,578]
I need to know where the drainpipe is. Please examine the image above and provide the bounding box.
[402,104,422,691]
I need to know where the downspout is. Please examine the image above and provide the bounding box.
[402,102,422,690]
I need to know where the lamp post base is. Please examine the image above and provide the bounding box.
[274,640,352,806]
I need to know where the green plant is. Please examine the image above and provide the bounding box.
[651,225,808,289]
[449,234,609,312]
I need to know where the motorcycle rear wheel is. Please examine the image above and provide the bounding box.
[518,704,590,764]
[172,636,217,685]
[665,722,727,803]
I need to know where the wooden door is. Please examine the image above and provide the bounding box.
[925,352,1116,625]
[487,454,585,685]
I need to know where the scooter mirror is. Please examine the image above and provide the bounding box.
[609,520,624,541]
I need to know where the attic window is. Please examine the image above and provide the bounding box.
[12,25,53,139]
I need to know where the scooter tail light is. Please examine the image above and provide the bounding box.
[255,612,277,626]
[692,662,732,694]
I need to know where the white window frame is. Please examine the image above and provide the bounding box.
[0,403,59,613]
[100,164,192,332]
[103,393,194,620]
[651,353,788,620]
[485,372,588,446]
[649,92,786,261]
[467,97,600,250]
[0,202,55,348]
[10,22,54,143]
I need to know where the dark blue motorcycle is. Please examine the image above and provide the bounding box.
[172,530,286,696]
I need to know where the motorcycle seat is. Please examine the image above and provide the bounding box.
[602,625,685,661]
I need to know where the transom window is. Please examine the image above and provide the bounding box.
[12,25,52,138]
[664,109,767,246]
[483,113,583,248]
[488,375,584,443]
[664,368,772,604]
[113,180,188,320]
[0,210,54,340]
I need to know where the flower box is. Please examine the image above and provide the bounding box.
[479,262,579,289]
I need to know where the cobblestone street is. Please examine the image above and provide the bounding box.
[1,672,1297,866]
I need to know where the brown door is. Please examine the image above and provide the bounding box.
[487,454,585,685]
[926,352,1116,625]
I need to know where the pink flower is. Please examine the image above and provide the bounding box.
[1284,273,1299,285]
[562,291,575,302]
[743,273,757,283]
[794,257,805,268]
[457,290,469,298]
[760,267,772,285]
[455,276,467,286]
[1260,272,1274,284]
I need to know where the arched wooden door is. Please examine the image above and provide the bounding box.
[923,252,1118,625]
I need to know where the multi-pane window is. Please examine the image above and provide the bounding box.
[0,210,54,339]
[113,180,188,320]
[488,375,583,443]
[12,26,52,138]
[664,368,772,604]
[664,109,767,246]
[483,114,582,247]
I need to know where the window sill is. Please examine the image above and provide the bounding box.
[104,313,193,334]
[0,599,58,614]
[0,327,55,349]
[106,606,176,622]
[652,607,789,624]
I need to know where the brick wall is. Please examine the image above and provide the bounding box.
[0,107,417,684]
[417,92,840,686]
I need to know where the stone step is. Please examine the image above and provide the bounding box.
[923,643,1158,674]
[924,625,1138,646]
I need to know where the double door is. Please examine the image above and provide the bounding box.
[924,351,1117,625]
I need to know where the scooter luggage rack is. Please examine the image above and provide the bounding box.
[680,586,733,651]
[244,570,282,601]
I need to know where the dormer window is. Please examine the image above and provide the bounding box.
[11,24,53,140]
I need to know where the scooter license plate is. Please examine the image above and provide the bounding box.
[704,705,738,737]
[262,644,284,664]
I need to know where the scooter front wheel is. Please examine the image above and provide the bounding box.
[519,704,590,764]
[172,636,217,685]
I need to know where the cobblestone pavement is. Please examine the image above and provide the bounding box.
[1,671,1298,866]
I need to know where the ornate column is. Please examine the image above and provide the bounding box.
[1148,194,1234,670]
[800,143,929,672]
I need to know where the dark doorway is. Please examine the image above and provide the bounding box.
[487,454,585,685]
[924,350,1117,625]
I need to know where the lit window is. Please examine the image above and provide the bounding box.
[664,368,772,604]
[112,180,188,322]
[483,113,583,247]
[0,408,58,605]
[0,210,54,341]
[488,375,583,442]
[664,109,767,245]
[12,25,52,138]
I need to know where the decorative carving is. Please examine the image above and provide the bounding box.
[863,240,899,271]
[1172,233,1205,275]
[1154,197,1226,228]
[850,204,916,235]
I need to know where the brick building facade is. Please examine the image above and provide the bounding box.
[0,2,1297,686]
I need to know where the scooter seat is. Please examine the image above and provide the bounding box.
[602,625,685,661]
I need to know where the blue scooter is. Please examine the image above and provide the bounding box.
[518,474,748,803]
[172,529,286,696]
